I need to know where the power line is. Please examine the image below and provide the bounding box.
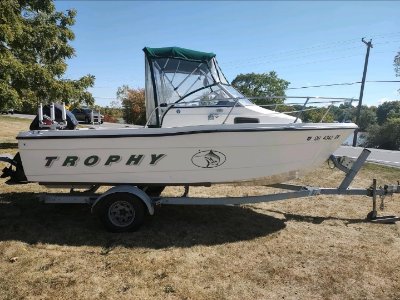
[288,80,400,90]
[374,40,400,46]
[369,31,400,39]
[230,50,394,72]
[223,40,399,70]
[225,52,360,70]
[225,49,394,71]
[288,82,360,90]
[367,80,400,83]
[223,33,400,67]
[223,40,365,66]
[223,45,362,69]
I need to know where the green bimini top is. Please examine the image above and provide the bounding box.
[143,46,216,62]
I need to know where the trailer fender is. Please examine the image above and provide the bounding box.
[91,185,154,215]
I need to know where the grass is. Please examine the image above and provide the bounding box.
[0,115,30,147]
[0,117,400,299]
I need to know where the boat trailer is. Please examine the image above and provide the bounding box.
[1,149,399,231]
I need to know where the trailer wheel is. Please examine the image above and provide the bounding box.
[98,193,145,232]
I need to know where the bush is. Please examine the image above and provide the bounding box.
[117,86,146,125]
[103,114,118,123]
[366,118,400,150]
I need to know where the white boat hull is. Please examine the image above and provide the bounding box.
[17,123,357,185]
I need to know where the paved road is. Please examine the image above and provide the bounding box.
[334,146,400,169]
[5,113,137,128]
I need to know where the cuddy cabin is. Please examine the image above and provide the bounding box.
[143,47,297,128]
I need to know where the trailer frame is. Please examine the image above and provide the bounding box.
[2,148,399,231]
[21,148,397,231]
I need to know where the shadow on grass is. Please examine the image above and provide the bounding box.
[0,193,286,249]
[0,143,18,149]
[265,209,368,225]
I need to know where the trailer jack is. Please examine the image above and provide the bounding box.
[365,179,400,223]
[330,149,400,224]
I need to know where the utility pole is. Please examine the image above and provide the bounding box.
[353,38,373,147]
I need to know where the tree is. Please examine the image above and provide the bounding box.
[376,101,400,125]
[358,106,377,131]
[117,86,146,125]
[366,118,400,150]
[300,107,335,123]
[330,102,356,123]
[101,100,123,123]
[0,0,95,113]
[328,103,376,130]
[231,71,290,105]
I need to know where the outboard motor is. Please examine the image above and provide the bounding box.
[0,153,27,184]
[29,103,78,130]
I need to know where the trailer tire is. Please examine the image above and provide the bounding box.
[97,192,145,232]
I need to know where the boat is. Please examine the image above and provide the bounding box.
[4,47,357,187]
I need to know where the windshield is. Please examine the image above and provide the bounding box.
[144,47,253,125]
[175,84,254,107]
[148,57,230,105]
[147,57,252,105]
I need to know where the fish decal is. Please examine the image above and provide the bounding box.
[191,150,226,168]
[204,150,221,168]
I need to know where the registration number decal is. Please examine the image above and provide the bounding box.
[306,135,341,141]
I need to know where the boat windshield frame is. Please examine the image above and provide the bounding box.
[173,84,254,108]
[144,47,253,126]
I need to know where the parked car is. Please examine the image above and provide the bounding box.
[71,108,104,124]
[1,108,14,115]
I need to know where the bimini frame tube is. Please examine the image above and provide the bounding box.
[38,103,43,125]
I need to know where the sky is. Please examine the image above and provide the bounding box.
[55,1,400,107]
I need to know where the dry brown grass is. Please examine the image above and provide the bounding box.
[0,116,30,156]
[1,117,400,299]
